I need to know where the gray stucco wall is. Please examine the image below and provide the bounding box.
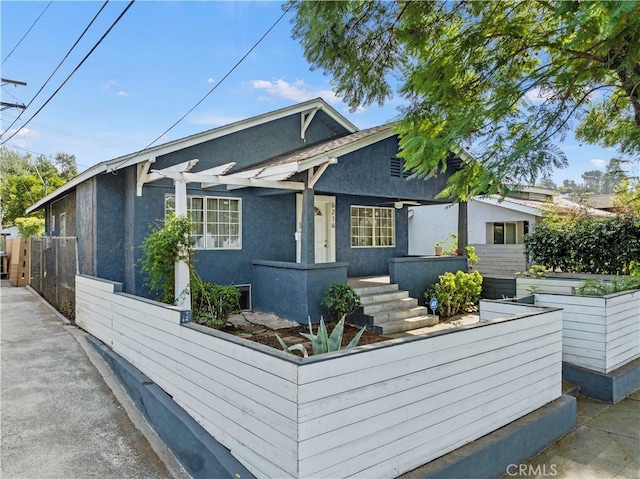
[314,136,453,201]
[252,260,348,323]
[128,181,298,298]
[76,180,95,276]
[389,256,469,305]
[153,110,350,174]
[95,173,126,283]
[334,194,409,277]
[48,190,77,237]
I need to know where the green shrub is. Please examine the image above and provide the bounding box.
[425,270,483,318]
[433,233,478,269]
[576,276,640,296]
[139,214,193,304]
[276,316,366,357]
[321,283,361,321]
[525,212,640,275]
[191,275,240,329]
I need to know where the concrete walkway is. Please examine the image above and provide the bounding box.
[1,282,187,479]
[502,392,640,479]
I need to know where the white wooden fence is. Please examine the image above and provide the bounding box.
[76,275,563,479]
[471,244,527,276]
[534,291,640,374]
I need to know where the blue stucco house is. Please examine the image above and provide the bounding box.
[28,98,464,324]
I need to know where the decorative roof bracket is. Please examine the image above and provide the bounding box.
[301,107,319,142]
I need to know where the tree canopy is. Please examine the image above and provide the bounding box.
[290,0,640,199]
[0,147,78,225]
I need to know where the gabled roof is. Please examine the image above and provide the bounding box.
[477,195,613,217]
[27,98,358,214]
[236,124,395,174]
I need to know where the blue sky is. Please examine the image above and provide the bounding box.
[1,1,631,184]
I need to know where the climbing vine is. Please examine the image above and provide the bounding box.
[140,214,193,304]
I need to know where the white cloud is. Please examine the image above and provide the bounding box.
[590,158,606,169]
[251,79,340,105]
[207,77,215,84]
[117,91,129,97]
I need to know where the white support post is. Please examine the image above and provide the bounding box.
[173,178,191,309]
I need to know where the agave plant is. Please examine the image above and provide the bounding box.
[276,316,366,357]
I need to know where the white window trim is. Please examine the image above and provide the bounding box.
[491,221,518,245]
[350,205,396,248]
[165,194,242,250]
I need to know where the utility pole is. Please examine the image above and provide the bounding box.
[1,78,27,110]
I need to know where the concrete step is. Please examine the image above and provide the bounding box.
[359,290,409,305]
[352,284,399,296]
[373,315,439,335]
[371,306,431,323]
[362,297,418,315]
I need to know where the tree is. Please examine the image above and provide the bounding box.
[290,1,640,199]
[581,170,604,193]
[536,175,557,190]
[614,179,640,215]
[0,147,78,225]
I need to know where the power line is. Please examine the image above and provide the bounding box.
[2,1,110,136]
[110,1,296,171]
[3,1,53,64]
[0,0,135,146]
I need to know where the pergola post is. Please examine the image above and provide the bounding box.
[174,178,191,308]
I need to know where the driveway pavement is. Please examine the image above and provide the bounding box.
[1,282,187,479]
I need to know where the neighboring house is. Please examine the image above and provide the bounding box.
[572,193,617,212]
[27,98,463,322]
[409,186,612,276]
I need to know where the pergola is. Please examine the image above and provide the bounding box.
[136,156,337,308]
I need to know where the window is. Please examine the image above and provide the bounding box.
[60,212,66,237]
[351,206,395,247]
[492,222,517,244]
[165,195,242,249]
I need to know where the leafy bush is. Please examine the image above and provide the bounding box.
[515,264,548,279]
[525,212,640,275]
[191,275,240,329]
[576,276,640,296]
[276,316,366,357]
[425,270,483,318]
[15,216,44,237]
[321,283,361,321]
[433,233,478,269]
[139,215,193,304]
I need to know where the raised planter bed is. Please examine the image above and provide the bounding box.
[77,274,567,478]
[483,282,640,403]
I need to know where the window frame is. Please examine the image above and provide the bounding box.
[350,205,396,248]
[492,222,518,245]
[165,194,242,250]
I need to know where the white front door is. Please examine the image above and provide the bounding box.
[296,195,336,263]
[314,205,328,263]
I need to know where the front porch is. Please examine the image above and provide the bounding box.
[250,255,468,326]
